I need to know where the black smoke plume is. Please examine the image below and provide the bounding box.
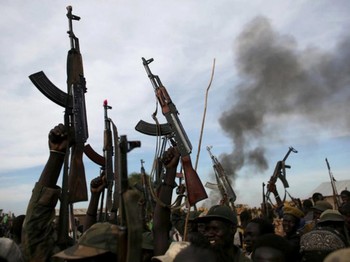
[218,16,350,181]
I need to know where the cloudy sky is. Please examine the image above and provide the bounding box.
[1,0,350,216]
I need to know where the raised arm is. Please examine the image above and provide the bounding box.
[153,146,180,255]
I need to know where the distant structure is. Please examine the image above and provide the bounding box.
[309,179,350,208]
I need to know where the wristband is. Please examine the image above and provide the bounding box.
[50,150,65,156]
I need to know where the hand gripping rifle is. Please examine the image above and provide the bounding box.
[29,6,88,203]
[118,135,142,262]
[205,146,236,209]
[83,143,106,221]
[28,6,88,247]
[265,146,297,207]
[135,57,208,206]
[325,158,341,209]
[134,160,154,226]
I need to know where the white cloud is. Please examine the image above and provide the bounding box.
[0,0,349,214]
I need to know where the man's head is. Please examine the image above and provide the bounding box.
[173,244,216,262]
[339,202,350,230]
[340,190,350,204]
[244,218,275,253]
[282,206,304,235]
[195,205,237,249]
[302,199,313,211]
[252,233,293,262]
[312,192,324,204]
[53,222,119,261]
[311,200,333,221]
[239,209,252,229]
[318,209,347,243]
[300,227,347,261]
[186,210,202,233]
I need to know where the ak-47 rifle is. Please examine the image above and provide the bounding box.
[140,160,154,224]
[29,6,88,247]
[117,135,142,262]
[262,182,267,217]
[265,146,297,207]
[325,158,341,209]
[133,159,154,228]
[135,57,208,206]
[103,100,114,217]
[205,146,236,209]
[84,100,120,222]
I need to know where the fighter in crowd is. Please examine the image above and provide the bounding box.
[1,123,350,262]
[2,5,350,262]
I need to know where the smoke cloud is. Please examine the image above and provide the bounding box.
[218,16,350,180]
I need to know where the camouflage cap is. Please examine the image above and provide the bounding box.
[324,248,350,262]
[311,200,333,212]
[53,222,119,259]
[195,205,238,225]
[283,205,304,219]
[152,241,190,262]
[319,209,344,223]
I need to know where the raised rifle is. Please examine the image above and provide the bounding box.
[29,6,88,247]
[206,146,236,209]
[265,146,297,206]
[84,100,120,221]
[133,160,155,229]
[325,158,341,209]
[262,182,268,218]
[140,160,154,224]
[103,100,114,217]
[117,135,142,262]
[135,57,208,206]
[29,6,88,203]
[83,144,106,221]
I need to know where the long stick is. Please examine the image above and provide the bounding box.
[181,59,216,241]
[194,58,216,171]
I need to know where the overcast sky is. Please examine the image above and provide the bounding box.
[1,0,350,215]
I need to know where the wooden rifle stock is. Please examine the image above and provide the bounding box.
[68,144,88,202]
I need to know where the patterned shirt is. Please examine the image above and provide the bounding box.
[22,182,61,262]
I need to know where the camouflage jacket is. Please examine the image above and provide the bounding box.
[22,182,61,262]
